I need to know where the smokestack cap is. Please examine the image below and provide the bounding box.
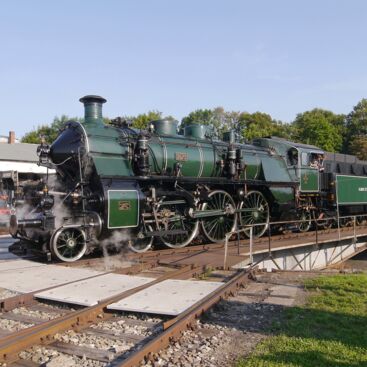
[79,95,107,104]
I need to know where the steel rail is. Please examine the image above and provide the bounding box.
[115,268,254,367]
[0,264,202,363]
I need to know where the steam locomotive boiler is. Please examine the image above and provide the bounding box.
[10,95,367,262]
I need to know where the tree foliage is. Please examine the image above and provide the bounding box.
[292,109,345,152]
[238,112,293,141]
[349,136,367,160]
[127,110,163,130]
[180,107,240,136]
[345,99,367,155]
[21,115,82,144]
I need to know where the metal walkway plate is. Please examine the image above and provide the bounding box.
[0,259,45,272]
[107,279,223,316]
[35,273,153,306]
[0,265,102,293]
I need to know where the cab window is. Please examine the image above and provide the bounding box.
[301,152,309,166]
[287,148,298,166]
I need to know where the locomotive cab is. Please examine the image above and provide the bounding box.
[253,137,324,193]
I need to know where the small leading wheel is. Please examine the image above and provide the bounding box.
[201,190,237,243]
[128,225,154,253]
[239,191,269,238]
[298,210,312,232]
[159,201,199,248]
[50,227,87,262]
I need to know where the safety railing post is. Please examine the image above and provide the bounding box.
[268,223,271,255]
[353,215,356,244]
[237,223,241,255]
[249,226,253,264]
[224,234,229,270]
[315,218,318,245]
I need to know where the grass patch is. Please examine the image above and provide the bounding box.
[237,274,367,367]
[197,266,214,280]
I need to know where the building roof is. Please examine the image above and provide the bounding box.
[0,143,39,163]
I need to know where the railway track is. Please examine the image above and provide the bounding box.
[0,258,254,366]
[0,223,364,365]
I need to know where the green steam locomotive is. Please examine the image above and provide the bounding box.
[9,96,367,261]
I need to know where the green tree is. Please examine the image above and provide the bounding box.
[180,108,240,136]
[181,109,214,128]
[345,99,367,154]
[292,109,345,152]
[22,115,83,144]
[128,110,163,130]
[349,136,367,160]
[238,112,292,141]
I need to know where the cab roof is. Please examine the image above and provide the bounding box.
[254,136,324,155]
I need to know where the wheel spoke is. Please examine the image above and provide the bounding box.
[52,228,87,262]
[240,191,269,238]
[160,200,199,249]
[201,190,237,242]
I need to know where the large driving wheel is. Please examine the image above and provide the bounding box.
[239,191,269,238]
[159,200,199,248]
[201,190,237,243]
[50,227,87,262]
[298,210,312,233]
[128,225,154,253]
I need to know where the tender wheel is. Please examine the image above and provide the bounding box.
[128,225,154,253]
[316,212,334,229]
[298,210,312,233]
[239,191,269,238]
[201,190,237,243]
[159,201,199,248]
[339,217,352,228]
[356,216,365,226]
[50,227,87,262]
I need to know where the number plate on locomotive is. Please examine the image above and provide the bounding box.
[175,152,188,161]
[118,201,131,210]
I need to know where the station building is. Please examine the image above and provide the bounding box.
[0,131,51,195]
[0,131,49,175]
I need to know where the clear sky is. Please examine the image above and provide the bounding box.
[1,0,367,138]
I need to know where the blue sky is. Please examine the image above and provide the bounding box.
[1,0,367,137]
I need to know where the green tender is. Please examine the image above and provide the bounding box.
[336,175,367,205]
